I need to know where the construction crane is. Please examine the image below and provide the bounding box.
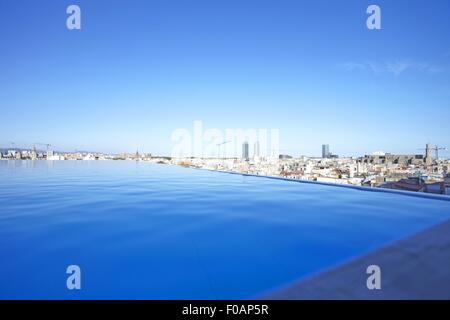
[34,143,52,157]
[418,145,447,160]
[432,145,447,160]
[216,141,231,159]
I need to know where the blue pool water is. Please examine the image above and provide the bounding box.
[0,160,449,299]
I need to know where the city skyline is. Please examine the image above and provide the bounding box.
[1,141,447,161]
[1,0,450,157]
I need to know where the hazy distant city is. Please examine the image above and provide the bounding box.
[2,142,449,196]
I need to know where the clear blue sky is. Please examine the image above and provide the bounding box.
[1,0,450,157]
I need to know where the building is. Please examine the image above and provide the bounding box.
[321,144,338,159]
[426,143,433,165]
[360,153,426,165]
[31,147,37,160]
[134,149,141,161]
[380,176,447,195]
[322,144,330,158]
[360,144,439,168]
[445,173,450,195]
[380,177,425,192]
[254,141,260,159]
[47,154,65,160]
[242,142,249,160]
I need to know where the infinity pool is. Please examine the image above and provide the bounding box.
[0,160,449,299]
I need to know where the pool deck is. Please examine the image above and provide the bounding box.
[260,218,450,300]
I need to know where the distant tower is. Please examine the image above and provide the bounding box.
[425,143,433,165]
[242,142,249,160]
[135,149,140,161]
[322,144,330,158]
[254,141,260,159]
[31,145,37,160]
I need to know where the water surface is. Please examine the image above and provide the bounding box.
[0,160,449,299]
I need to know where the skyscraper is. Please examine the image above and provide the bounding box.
[425,143,433,165]
[254,141,260,159]
[322,144,330,158]
[242,142,249,160]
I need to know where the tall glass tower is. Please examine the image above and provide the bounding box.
[322,144,330,158]
[242,142,249,160]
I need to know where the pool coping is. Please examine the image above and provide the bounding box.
[258,217,450,300]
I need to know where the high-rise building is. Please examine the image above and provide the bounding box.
[254,141,260,159]
[425,143,433,165]
[242,142,249,160]
[322,144,330,158]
